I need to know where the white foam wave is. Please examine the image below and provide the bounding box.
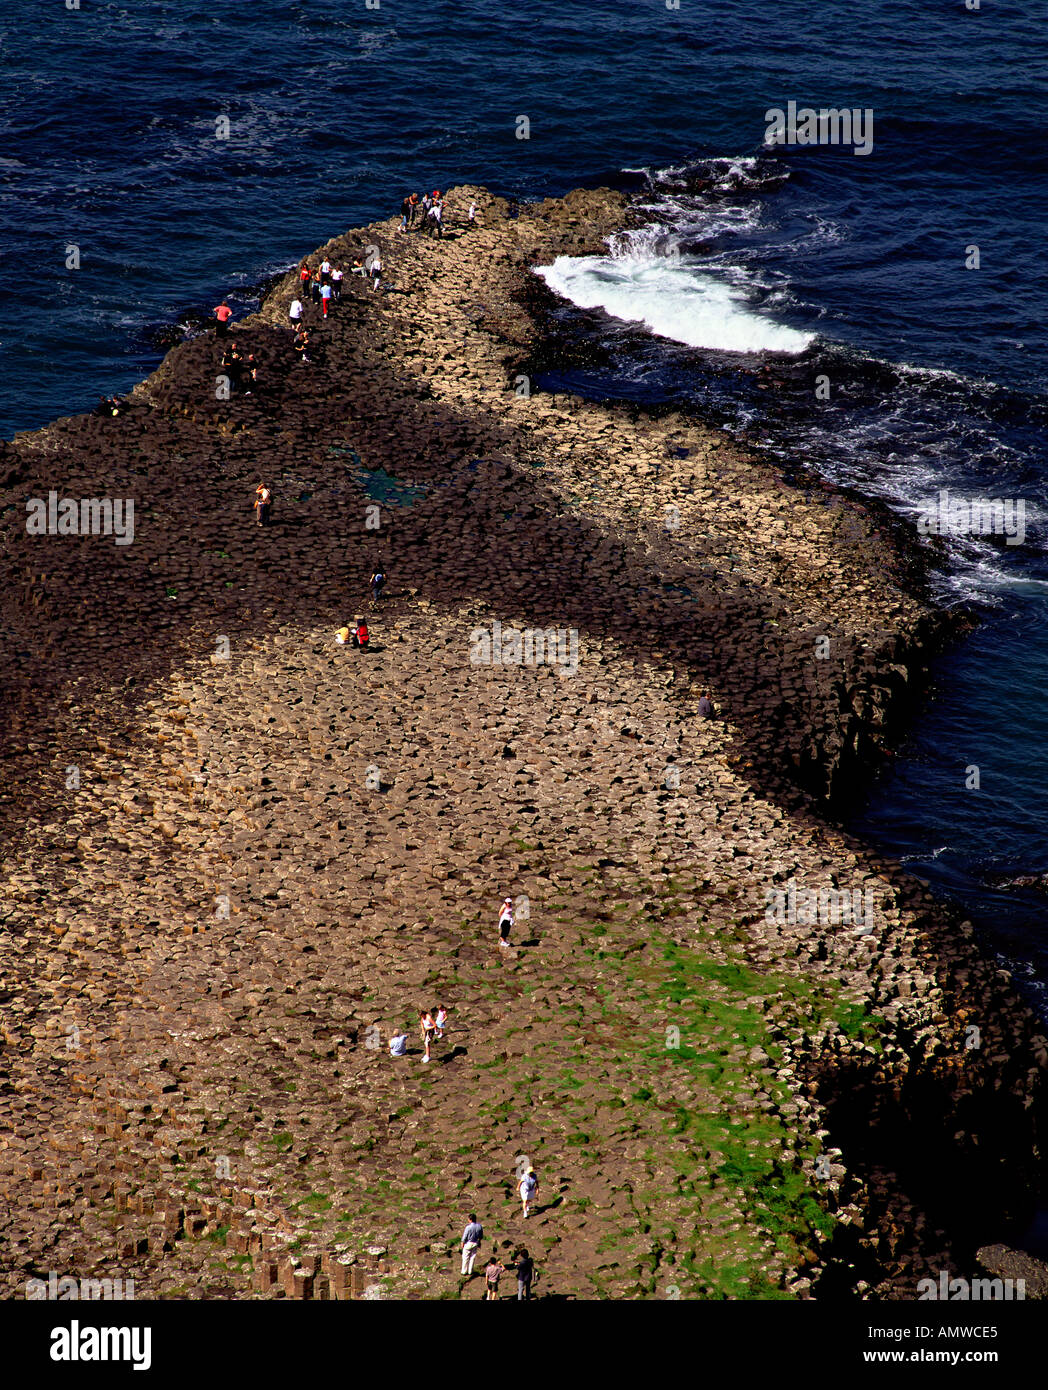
[535,252,814,355]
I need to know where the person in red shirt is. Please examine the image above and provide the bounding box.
[213,301,233,336]
[351,617,369,650]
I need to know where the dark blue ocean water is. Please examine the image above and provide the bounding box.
[1,1,1047,1000]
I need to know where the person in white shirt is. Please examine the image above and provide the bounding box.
[330,265,343,300]
[289,298,303,324]
[518,1168,538,1219]
[389,1027,408,1057]
[498,896,514,943]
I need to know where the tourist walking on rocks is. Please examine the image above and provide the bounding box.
[213,300,233,336]
[498,896,514,944]
[400,195,412,232]
[389,1026,408,1057]
[467,201,476,228]
[419,1008,437,1063]
[369,253,382,291]
[369,567,386,602]
[289,296,303,325]
[434,1005,448,1039]
[484,1253,505,1300]
[331,264,343,300]
[460,1214,484,1276]
[514,1247,535,1300]
[253,482,272,527]
[430,200,444,238]
[518,1167,538,1219]
[298,262,311,295]
[320,281,332,317]
[311,268,323,303]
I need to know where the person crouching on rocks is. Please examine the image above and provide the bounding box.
[253,482,272,527]
[351,616,369,650]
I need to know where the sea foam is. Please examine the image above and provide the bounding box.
[535,249,814,355]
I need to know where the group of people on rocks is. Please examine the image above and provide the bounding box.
[460,1209,539,1300]
[94,394,127,417]
[335,617,370,650]
[398,190,477,237]
[220,340,258,394]
[289,251,381,323]
[388,1005,448,1062]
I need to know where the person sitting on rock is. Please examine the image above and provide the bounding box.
[697,691,714,718]
[389,1026,408,1057]
[335,625,351,645]
[351,617,369,650]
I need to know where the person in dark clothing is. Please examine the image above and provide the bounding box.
[514,1248,535,1301]
[351,617,369,650]
[697,691,714,718]
[369,567,386,602]
[221,341,244,392]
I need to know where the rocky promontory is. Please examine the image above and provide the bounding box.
[0,185,1045,1300]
